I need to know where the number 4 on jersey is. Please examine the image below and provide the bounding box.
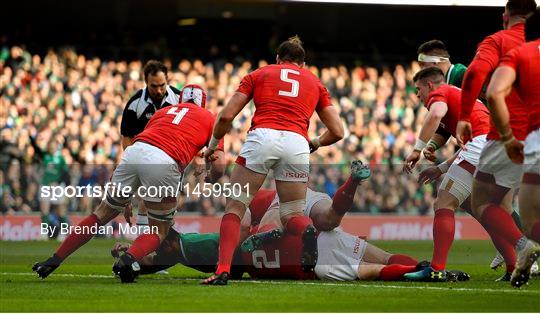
[279,69,300,98]
[167,107,189,125]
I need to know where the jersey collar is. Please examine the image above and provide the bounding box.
[445,64,455,85]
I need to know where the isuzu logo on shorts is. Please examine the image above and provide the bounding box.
[284,172,308,178]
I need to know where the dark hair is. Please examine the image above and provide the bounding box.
[525,7,540,41]
[143,60,168,81]
[506,0,537,16]
[277,35,305,64]
[413,67,445,83]
[417,40,450,58]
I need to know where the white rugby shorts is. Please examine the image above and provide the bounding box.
[523,128,540,182]
[314,228,367,281]
[237,128,310,182]
[105,141,182,210]
[475,139,523,189]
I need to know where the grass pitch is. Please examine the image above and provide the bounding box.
[1,239,539,312]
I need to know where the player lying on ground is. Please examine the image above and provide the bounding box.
[111,161,468,282]
[32,85,225,282]
[202,36,344,285]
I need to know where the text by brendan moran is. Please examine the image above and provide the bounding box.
[41,223,158,236]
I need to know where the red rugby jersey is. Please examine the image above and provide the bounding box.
[500,40,540,134]
[460,23,527,140]
[241,230,316,280]
[237,63,332,139]
[427,84,490,138]
[134,103,223,167]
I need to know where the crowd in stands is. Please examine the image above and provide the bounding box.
[1,45,459,218]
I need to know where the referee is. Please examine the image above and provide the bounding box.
[120,60,181,149]
[120,60,180,234]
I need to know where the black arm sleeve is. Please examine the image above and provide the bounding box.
[435,124,452,142]
[120,91,145,137]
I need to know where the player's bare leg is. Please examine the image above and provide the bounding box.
[32,201,121,279]
[113,200,177,283]
[511,181,540,288]
[202,164,266,285]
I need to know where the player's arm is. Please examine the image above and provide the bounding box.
[310,106,344,152]
[458,37,499,146]
[424,126,451,162]
[404,101,448,173]
[120,94,143,150]
[460,37,499,122]
[486,66,514,139]
[121,136,134,150]
[486,66,523,164]
[208,150,226,183]
[206,92,250,154]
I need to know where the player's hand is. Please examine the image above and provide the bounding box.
[192,154,206,177]
[123,202,133,226]
[309,141,318,153]
[111,242,130,258]
[204,148,219,162]
[456,121,472,148]
[423,146,437,162]
[403,150,421,174]
[418,166,443,185]
[504,138,524,164]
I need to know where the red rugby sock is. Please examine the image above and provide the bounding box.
[490,233,516,273]
[285,215,312,236]
[480,204,523,247]
[126,233,161,261]
[215,213,241,274]
[380,264,417,281]
[55,214,100,260]
[332,176,360,215]
[388,254,418,266]
[431,208,455,271]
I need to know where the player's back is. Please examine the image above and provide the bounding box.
[240,63,331,138]
[241,231,316,280]
[134,102,215,167]
[427,84,490,137]
[480,23,527,140]
[502,40,540,133]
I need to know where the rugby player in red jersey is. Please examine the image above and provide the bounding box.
[32,85,225,282]
[403,67,490,281]
[202,36,344,285]
[486,9,540,288]
[455,0,537,280]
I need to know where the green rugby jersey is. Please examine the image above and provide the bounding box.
[178,232,219,273]
[446,63,467,88]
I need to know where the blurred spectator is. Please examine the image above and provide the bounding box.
[0,46,458,216]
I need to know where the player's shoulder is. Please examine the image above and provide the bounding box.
[125,89,144,109]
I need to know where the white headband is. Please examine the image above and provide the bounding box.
[418,53,449,63]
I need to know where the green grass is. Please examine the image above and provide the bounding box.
[1,240,538,312]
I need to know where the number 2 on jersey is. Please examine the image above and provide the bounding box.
[166,107,189,125]
[278,69,300,98]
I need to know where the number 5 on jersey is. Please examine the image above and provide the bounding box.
[279,69,300,98]
[167,107,189,125]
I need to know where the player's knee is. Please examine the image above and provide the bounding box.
[312,212,341,231]
[433,194,458,211]
[279,199,306,223]
[94,201,120,224]
[228,190,254,209]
